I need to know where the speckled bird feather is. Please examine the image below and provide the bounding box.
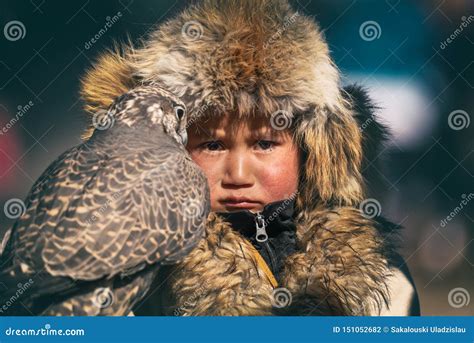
[0,85,210,316]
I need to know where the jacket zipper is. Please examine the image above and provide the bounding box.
[254,212,277,273]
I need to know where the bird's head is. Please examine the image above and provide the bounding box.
[106,85,188,146]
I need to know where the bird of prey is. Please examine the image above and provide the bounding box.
[0,85,210,316]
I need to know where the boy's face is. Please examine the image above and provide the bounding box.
[186,114,300,213]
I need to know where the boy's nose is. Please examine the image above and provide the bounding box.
[221,152,254,188]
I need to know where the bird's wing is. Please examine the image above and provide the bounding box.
[1,145,103,267]
[6,143,209,283]
[41,271,156,316]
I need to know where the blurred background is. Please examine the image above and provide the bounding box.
[0,0,472,315]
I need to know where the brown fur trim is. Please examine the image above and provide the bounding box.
[80,44,136,140]
[165,213,274,316]
[282,207,392,315]
[296,104,364,207]
[143,208,392,316]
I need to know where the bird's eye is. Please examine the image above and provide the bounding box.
[175,106,186,120]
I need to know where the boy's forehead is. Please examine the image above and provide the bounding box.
[189,113,281,137]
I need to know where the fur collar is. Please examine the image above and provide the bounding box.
[135,206,397,316]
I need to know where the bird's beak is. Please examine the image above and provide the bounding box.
[179,130,188,146]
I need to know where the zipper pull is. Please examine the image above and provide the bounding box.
[255,212,268,243]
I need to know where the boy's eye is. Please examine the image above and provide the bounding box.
[256,140,275,150]
[201,141,224,151]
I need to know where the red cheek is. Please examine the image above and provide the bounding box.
[255,153,300,200]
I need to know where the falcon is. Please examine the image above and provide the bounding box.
[0,85,210,315]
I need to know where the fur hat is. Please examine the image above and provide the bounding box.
[81,0,386,211]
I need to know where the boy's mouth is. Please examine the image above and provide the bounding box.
[219,197,262,211]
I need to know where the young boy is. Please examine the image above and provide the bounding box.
[81,0,420,315]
